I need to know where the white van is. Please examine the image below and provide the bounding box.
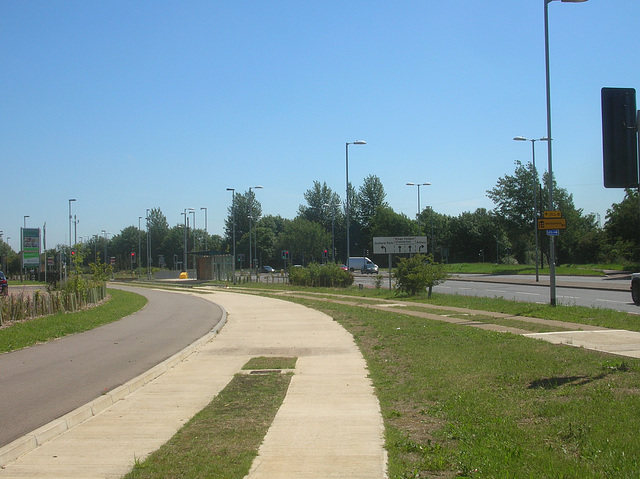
[348,257,379,274]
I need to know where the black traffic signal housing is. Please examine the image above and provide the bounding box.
[602,87,638,188]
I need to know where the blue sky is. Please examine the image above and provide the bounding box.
[2,1,638,251]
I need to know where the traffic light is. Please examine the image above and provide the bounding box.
[281,250,289,260]
[131,252,136,263]
[71,249,76,257]
[322,249,328,259]
[602,87,638,188]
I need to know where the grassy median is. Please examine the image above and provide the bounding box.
[284,295,640,478]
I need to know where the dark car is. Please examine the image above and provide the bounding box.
[632,273,640,305]
[260,265,275,273]
[0,271,7,295]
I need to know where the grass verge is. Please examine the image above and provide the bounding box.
[124,359,294,479]
[231,282,640,332]
[282,295,640,478]
[0,288,147,353]
[443,263,622,276]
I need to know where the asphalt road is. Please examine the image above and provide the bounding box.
[0,286,223,448]
[351,272,639,313]
[434,275,637,312]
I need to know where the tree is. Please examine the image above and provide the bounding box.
[160,225,186,270]
[147,207,169,268]
[448,209,505,263]
[486,161,536,263]
[224,190,262,262]
[357,175,388,228]
[419,207,451,262]
[548,180,600,264]
[110,226,141,270]
[276,218,331,266]
[298,181,342,231]
[604,188,640,262]
[347,175,388,258]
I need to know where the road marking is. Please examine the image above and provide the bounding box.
[487,289,506,293]
[595,299,629,305]
[516,291,541,296]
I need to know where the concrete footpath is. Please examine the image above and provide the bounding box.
[0,290,387,479]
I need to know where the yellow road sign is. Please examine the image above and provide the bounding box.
[538,218,566,230]
[543,210,562,218]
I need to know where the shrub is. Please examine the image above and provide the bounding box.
[288,263,354,287]
[394,254,448,297]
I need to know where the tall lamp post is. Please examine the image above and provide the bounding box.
[226,188,236,281]
[544,0,588,305]
[146,209,151,278]
[514,136,548,282]
[248,186,263,278]
[346,140,366,270]
[201,207,208,251]
[323,202,340,263]
[68,199,76,276]
[189,209,196,262]
[181,209,188,272]
[138,216,142,279]
[405,182,431,235]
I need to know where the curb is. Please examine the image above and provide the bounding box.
[0,300,227,467]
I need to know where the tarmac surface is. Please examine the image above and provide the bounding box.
[0,288,387,478]
[2,276,640,478]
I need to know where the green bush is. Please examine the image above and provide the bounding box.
[288,263,354,287]
[394,254,448,297]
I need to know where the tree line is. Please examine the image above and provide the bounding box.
[2,162,639,275]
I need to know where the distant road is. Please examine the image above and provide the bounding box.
[351,273,638,313]
[0,286,223,447]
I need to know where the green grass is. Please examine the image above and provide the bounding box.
[283,296,640,478]
[0,288,147,353]
[404,293,640,331]
[444,263,613,276]
[230,282,640,332]
[242,356,297,370]
[124,362,292,479]
[8,279,639,477]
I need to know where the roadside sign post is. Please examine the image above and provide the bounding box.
[537,218,566,230]
[373,236,428,290]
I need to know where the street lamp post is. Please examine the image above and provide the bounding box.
[248,186,263,279]
[68,199,76,250]
[323,202,340,263]
[514,136,549,282]
[226,188,236,281]
[138,216,142,279]
[146,209,151,278]
[346,140,366,270]
[544,0,588,305]
[182,210,188,272]
[201,207,208,251]
[189,209,196,261]
[406,182,431,235]
[183,208,194,271]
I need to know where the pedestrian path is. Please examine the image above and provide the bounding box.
[0,290,386,479]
